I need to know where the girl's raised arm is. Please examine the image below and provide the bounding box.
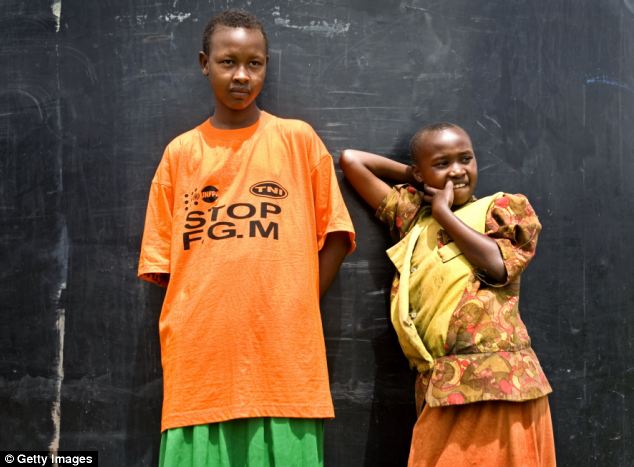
[339,149,416,210]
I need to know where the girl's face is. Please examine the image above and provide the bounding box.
[412,128,478,207]
[200,26,268,115]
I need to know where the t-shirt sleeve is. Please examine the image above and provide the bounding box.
[481,193,542,286]
[311,150,356,253]
[376,184,425,240]
[138,146,174,287]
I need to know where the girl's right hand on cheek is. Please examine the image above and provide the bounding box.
[423,180,455,215]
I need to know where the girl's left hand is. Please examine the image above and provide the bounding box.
[422,180,454,215]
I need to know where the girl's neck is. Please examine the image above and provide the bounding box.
[211,105,261,130]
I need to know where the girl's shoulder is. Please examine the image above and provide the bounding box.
[486,193,538,219]
[377,184,427,239]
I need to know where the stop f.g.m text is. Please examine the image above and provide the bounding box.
[182,201,281,250]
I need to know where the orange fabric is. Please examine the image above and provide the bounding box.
[408,397,556,466]
[138,111,355,431]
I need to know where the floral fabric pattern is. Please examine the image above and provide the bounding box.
[377,185,427,241]
[377,186,552,410]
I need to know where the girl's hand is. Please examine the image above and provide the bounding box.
[422,180,454,216]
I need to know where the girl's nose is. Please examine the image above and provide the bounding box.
[233,66,249,82]
[449,163,465,176]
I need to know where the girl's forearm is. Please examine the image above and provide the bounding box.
[318,231,351,297]
[339,149,403,210]
[341,149,415,183]
[340,149,420,210]
[433,206,507,283]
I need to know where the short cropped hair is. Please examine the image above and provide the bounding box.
[409,122,467,161]
[202,9,269,55]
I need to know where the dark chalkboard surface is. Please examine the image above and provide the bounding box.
[1,1,633,465]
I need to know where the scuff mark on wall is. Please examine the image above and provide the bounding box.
[274,17,350,36]
[48,300,65,457]
[272,7,349,37]
[48,195,68,460]
[159,12,192,23]
[114,14,148,26]
[586,76,632,92]
[51,0,61,32]
[47,205,69,457]
[114,11,192,26]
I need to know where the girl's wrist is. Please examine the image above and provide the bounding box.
[431,201,452,223]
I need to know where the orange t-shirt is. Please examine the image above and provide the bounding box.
[138,111,355,431]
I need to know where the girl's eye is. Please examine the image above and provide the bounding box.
[221,59,234,65]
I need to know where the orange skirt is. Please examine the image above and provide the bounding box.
[408,397,556,467]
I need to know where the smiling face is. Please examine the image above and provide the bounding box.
[199,26,267,126]
[412,127,478,207]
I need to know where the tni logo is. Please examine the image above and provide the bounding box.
[250,181,288,199]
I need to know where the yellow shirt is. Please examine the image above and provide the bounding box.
[377,186,551,409]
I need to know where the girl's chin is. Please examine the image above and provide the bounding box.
[453,195,473,207]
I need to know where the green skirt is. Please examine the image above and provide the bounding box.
[159,418,324,467]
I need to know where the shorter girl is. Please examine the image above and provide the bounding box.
[340,123,555,466]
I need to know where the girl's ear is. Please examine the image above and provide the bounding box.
[411,164,424,183]
[199,51,210,76]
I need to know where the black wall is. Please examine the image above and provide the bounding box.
[2,0,633,465]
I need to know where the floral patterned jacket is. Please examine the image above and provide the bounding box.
[377,185,552,412]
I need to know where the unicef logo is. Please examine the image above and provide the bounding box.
[201,185,218,203]
[184,185,219,211]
